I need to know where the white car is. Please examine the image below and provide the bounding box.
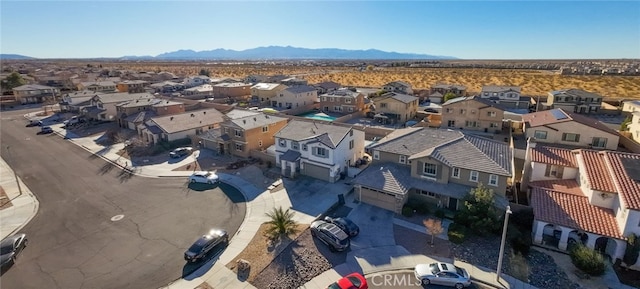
[415,262,471,289]
[189,171,219,184]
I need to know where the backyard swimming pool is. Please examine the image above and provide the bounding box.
[297,111,338,122]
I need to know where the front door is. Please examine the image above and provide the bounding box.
[448,197,458,210]
[219,143,225,155]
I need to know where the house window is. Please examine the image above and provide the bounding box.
[279,138,287,147]
[534,130,547,139]
[399,155,406,164]
[490,122,499,128]
[562,133,580,142]
[446,108,453,113]
[465,121,478,127]
[545,165,564,178]
[487,111,496,117]
[315,147,328,158]
[469,171,479,182]
[419,190,437,198]
[447,120,455,127]
[591,137,607,148]
[349,139,354,149]
[348,107,353,112]
[262,126,269,133]
[329,97,334,102]
[345,98,351,104]
[224,127,229,134]
[373,150,379,160]
[489,174,498,186]
[460,109,466,114]
[322,97,327,101]
[234,129,243,137]
[292,141,299,150]
[302,144,308,151]
[380,103,387,108]
[423,163,437,177]
[235,143,243,151]
[452,167,460,178]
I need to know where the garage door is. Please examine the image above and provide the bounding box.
[302,162,331,182]
[360,187,398,213]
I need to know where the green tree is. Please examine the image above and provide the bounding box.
[454,183,501,235]
[1,72,26,91]
[264,207,298,241]
[443,92,458,103]
[199,69,210,77]
[621,116,632,131]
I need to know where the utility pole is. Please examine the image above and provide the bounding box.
[5,146,23,198]
[496,206,512,282]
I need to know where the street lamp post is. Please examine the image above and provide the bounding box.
[496,205,512,282]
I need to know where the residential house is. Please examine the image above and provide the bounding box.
[59,91,104,112]
[209,77,241,85]
[371,92,419,124]
[82,92,155,121]
[545,89,603,114]
[138,108,225,144]
[116,99,185,129]
[212,82,252,99]
[12,84,60,104]
[149,81,184,93]
[280,77,308,86]
[182,84,213,99]
[245,74,270,84]
[36,74,75,91]
[274,120,365,182]
[318,89,365,114]
[522,108,619,150]
[441,96,506,133]
[184,75,211,88]
[353,128,513,213]
[273,85,318,109]
[522,141,640,267]
[480,85,530,109]
[77,81,117,92]
[116,80,147,93]
[250,83,288,105]
[621,100,640,116]
[383,81,413,95]
[203,110,289,158]
[429,84,467,103]
[313,81,342,94]
[628,112,640,142]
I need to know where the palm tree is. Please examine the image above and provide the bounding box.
[265,207,298,241]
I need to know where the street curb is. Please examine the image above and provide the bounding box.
[1,159,41,239]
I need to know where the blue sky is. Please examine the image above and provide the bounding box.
[1,1,639,59]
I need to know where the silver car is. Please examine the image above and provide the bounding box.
[414,262,471,289]
[1,234,28,268]
[310,220,350,252]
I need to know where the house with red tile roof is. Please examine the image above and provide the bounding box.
[522,140,640,269]
[522,108,619,150]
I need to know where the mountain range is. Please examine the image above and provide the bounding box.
[2,46,456,60]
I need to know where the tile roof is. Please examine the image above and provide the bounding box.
[432,84,466,90]
[13,84,56,91]
[370,128,512,176]
[213,82,251,88]
[603,151,640,210]
[80,81,116,87]
[225,109,261,119]
[549,89,602,100]
[529,179,584,196]
[284,85,317,94]
[251,83,283,91]
[522,108,617,135]
[377,92,418,104]
[124,110,157,123]
[321,89,362,98]
[481,85,521,93]
[530,187,623,239]
[97,92,155,104]
[228,113,288,130]
[314,81,341,90]
[442,95,507,110]
[531,145,577,167]
[148,108,225,134]
[578,150,617,193]
[275,120,352,149]
[64,91,103,98]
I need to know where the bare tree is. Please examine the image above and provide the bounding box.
[424,218,444,247]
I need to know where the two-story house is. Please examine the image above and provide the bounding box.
[138,108,225,144]
[441,96,506,133]
[245,74,270,84]
[184,75,211,88]
[621,100,640,116]
[116,80,147,93]
[429,84,467,103]
[116,99,185,129]
[212,82,252,99]
[352,127,513,213]
[149,81,184,93]
[82,92,156,121]
[523,141,640,268]
[319,89,365,114]
[273,85,318,109]
[12,84,60,104]
[59,91,104,112]
[208,111,289,158]
[545,89,603,114]
[250,83,288,105]
[383,81,413,95]
[182,84,213,99]
[371,92,419,124]
[313,81,342,95]
[480,85,530,109]
[522,108,619,150]
[274,120,365,183]
[628,112,640,142]
[77,81,117,92]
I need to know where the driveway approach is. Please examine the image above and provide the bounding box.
[0,109,246,289]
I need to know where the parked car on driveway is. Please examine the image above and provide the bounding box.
[414,262,471,289]
[324,216,359,237]
[1,234,28,268]
[189,171,219,184]
[37,126,53,135]
[184,229,228,263]
[26,120,42,127]
[328,272,368,289]
[310,220,350,252]
[169,147,193,158]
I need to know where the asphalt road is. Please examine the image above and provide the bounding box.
[0,108,246,289]
[366,270,491,289]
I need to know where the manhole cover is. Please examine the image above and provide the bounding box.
[111,214,125,221]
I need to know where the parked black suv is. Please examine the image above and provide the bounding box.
[324,216,359,237]
[184,229,228,262]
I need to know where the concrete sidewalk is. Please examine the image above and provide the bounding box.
[0,157,39,240]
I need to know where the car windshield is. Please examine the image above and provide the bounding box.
[347,276,362,286]
[326,283,341,289]
[455,266,466,277]
[338,237,349,246]
[0,244,14,255]
[188,242,205,253]
[430,263,440,273]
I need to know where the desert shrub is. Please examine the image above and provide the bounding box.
[454,184,501,235]
[570,244,607,276]
[511,208,534,231]
[402,205,414,217]
[447,223,466,244]
[509,250,530,282]
[509,225,532,256]
[434,209,445,219]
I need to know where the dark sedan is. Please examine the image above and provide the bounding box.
[324,216,360,237]
[1,234,28,268]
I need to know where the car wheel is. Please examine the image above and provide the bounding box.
[23,239,28,247]
[422,279,430,285]
[455,283,464,289]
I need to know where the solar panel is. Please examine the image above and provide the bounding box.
[550,109,568,120]
[621,158,640,182]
